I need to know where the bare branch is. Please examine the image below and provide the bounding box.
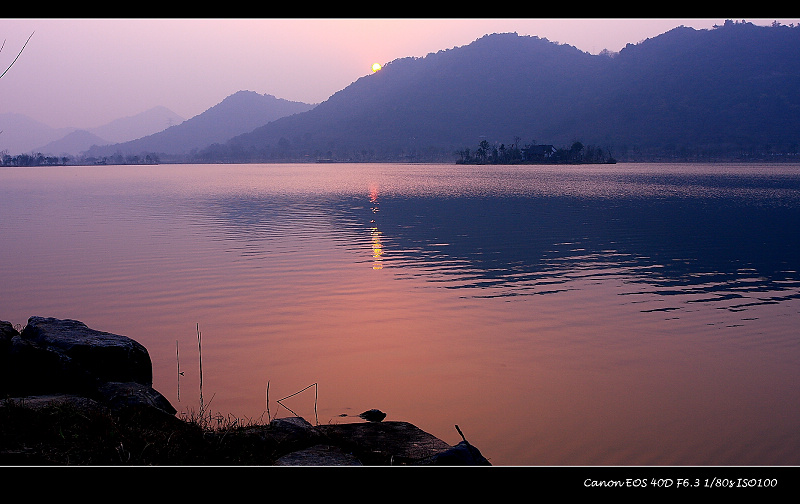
[0,31,34,80]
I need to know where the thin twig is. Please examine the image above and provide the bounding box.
[455,424,468,443]
[0,31,34,80]
[276,383,319,425]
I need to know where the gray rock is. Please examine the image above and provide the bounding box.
[0,320,19,340]
[274,444,362,466]
[97,381,177,415]
[358,408,387,422]
[267,416,325,449]
[270,416,315,430]
[1,316,175,418]
[1,394,103,411]
[1,329,74,396]
[425,440,492,465]
[268,419,492,465]
[317,420,454,465]
[20,316,153,387]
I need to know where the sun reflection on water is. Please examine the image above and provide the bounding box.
[369,184,383,269]
[370,226,383,269]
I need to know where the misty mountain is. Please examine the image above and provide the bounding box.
[84,91,316,159]
[1,106,185,156]
[0,113,76,155]
[203,21,800,162]
[35,129,109,157]
[90,106,185,145]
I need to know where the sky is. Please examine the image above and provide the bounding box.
[2,18,799,130]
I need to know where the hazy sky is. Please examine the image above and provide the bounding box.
[2,18,798,129]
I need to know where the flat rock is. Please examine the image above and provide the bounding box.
[1,394,103,411]
[317,421,452,465]
[274,444,362,466]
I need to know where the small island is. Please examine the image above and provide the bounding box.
[457,139,616,165]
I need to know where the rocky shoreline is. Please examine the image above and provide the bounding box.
[1,317,490,466]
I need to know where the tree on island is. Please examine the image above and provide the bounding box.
[456,138,615,165]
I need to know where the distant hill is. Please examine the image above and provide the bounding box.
[84,91,316,159]
[1,106,185,156]
[89,106,185,145]
[202,21,800,162]
[36,129,109,157]
[0,113,75,155]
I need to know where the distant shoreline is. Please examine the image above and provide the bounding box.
[5,157,800,168]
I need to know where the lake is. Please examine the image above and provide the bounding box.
[2,162,800,466]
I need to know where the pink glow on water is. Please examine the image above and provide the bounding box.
[2,163,800,465]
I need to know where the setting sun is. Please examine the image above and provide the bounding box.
[372,63,382,72]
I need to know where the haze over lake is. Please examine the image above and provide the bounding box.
[2,162,800,465]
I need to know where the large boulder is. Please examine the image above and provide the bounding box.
[0,320,18,340]
[1,319,72,396]
[20,317,153,388]
[0,330,71,396]
[1,317,174,416]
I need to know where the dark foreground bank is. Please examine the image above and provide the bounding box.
[0,317,489,466]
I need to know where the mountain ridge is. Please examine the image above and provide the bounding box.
[0,107,185,156]
[35,129,109,157]
[90,106,185,145]
[5,21,799,164]
[83,91,316,159]
[204,22,800,162]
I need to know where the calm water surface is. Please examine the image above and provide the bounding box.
[2,162,800,465]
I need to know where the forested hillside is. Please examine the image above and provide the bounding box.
[83,91,315,161]
[202,21,800,163]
